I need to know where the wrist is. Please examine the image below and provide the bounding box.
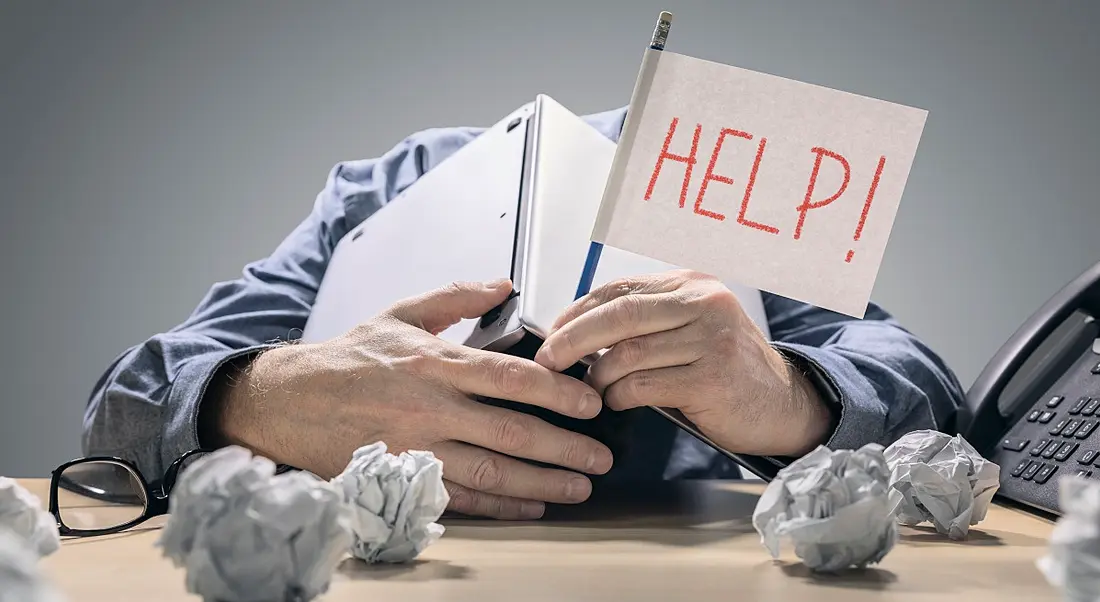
[198,344,306,464]
[766,349,837,457]
[786,369,835,455]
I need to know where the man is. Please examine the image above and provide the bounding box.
[83,104,966,520]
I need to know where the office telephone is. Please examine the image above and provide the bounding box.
[960,259,1100,517]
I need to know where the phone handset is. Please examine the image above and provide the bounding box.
[963,260,1100,454]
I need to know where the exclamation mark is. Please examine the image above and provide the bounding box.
[846,156,886,263]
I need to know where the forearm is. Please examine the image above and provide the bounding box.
[83,126,488,480]
[197,343,310,468]
[765,296,966,450]
[83,257,323,479]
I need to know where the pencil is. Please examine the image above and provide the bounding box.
[574,11,673,300]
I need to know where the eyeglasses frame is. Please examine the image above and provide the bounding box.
[48,448,209,537]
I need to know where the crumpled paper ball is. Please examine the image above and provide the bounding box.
[156,446,353,602]
[331,442,449,564]
[1037,475,1100,602]
[882,429,1000,540]
[0,527,67,602]
[752,443,898,572]
[0,477,60,557]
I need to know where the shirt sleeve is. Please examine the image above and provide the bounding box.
[763,293,967,451]
[81,127,480,482]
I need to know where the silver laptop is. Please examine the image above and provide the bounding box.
[299,99,645,477]
[464,95,785,480]
[300,103,534,345]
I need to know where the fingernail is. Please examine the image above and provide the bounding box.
[520,501,545,519]
[566,476,592,501]
[536,344,555,366]
[587,449,613,473]
[579,392,600,417]
[486,278,510,290]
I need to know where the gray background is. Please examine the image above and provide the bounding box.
[1,0,1098,477]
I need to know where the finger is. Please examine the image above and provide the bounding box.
[550,273,686,333]
[387,279,513,334]
[443,480,545,520]
[536,291,699,371]
[440,348,603,419]
[446,401,614,475]
[586,325,707,394]
[604,366,692,412]
[434,441,594,505]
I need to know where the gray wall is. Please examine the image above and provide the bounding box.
[1,0,1098,477]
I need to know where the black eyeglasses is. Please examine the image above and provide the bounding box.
[48,449,209,537]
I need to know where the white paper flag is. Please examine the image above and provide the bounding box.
[592,49,927,318]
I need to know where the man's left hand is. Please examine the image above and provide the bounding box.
[534,270,834,458]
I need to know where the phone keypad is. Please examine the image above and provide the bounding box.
[993,350,1100,516]
[1004,401,1100,477]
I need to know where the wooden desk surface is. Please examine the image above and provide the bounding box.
[21,478,1062,601]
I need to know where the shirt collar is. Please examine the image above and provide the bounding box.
[581,105,629,143]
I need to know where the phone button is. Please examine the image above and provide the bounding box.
[1051,418,1071,435]
[1039,411,1056,423]
[1071,397,1091,414]
[1079,449,1097,465]
[1001,437,1030,452]
[1035,464,1058,484]
[1083,398,1100,416]
[1022,462,1042,480]
[1011,459,1032,477]
[1077,470,1093,478]
[1047,395,1066,408]
[1063,419,1083,438]
[1031,439,1052,456]
[1091,361,1100,374]
[1077,421,1099,439]
[1027,410,1042,422]
[1055,442,1080,462]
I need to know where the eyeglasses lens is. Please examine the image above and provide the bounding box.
[57,460,147,532]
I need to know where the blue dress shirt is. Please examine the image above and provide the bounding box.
[82,104,967,484]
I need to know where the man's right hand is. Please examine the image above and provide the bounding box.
[205,279,613,520]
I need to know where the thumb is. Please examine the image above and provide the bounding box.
[387,279,513,334]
